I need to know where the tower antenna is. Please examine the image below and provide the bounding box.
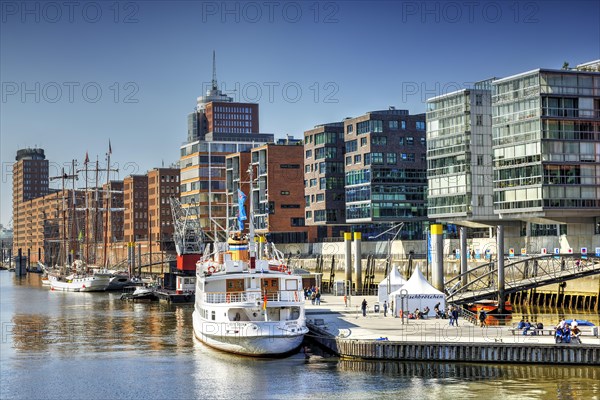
[212,50,217,91]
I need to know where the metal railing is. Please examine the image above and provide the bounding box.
[446,254,600,304]
[204,290,303,304]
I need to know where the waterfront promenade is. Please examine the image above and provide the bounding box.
[305,295,600,364]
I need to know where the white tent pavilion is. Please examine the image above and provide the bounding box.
[389,267,445,318]
[377,266,406,304]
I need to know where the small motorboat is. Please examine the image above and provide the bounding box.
[120,286,158,301]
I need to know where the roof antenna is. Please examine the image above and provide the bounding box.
[212,50,217,91]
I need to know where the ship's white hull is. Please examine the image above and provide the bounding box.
[192,310,306,356]
[49,274,111,292]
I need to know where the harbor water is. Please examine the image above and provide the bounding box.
[1,271,598,399]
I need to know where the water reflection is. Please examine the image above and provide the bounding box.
[3,271,600,400]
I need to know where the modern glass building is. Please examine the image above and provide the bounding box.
[343,109,428,239]
[492,66,600,227]
[426,81,495,227]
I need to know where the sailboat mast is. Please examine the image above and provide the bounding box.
[62,168,67,266]
[102,143,111,269]
[71,159,77,264]
[84,154,89,264]
[93,156,99,264]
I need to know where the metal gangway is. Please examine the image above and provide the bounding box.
[446,253,600,304]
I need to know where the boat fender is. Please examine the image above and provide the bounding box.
[207,266,216,274]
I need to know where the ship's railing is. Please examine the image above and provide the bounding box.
[204,290,304,304]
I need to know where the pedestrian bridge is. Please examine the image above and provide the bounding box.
[445,254,600,304]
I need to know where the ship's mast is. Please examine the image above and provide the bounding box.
[102,142,112,269]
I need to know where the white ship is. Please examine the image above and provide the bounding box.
[48,271,111,292]
[192,235,308,356]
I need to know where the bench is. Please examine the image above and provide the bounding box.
[509,326,598,337]
[509,327,555,336]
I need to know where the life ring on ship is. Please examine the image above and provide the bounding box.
[399,310,403,318]
[207,266,216,274]
[226,293,231,303]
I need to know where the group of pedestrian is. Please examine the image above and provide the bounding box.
[555,318,582,344]
[448,305,460,326]
[304,287,321,305]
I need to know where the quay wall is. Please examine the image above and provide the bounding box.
[308,325,600,366]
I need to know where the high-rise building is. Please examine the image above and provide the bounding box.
[492,63,600,237]
[426,80,495,227]
[147,168,179,253]
[12,148,49,261]
[179,53,273,241]
[123,175,148,242]
[226,143,316,243]
[303,122,346,240]
[342,109,429,239]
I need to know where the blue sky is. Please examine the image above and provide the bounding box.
[1,0,599,225]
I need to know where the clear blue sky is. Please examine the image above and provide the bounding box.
[1,0,599,226]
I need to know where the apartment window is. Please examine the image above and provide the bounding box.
[401,121,406,129]
[416,121,425,130]
[360,137,368,147]
[389,120,398,130]
[371,153,384,164]
[477,155,484,165]
[305,149,312,158]
[406,137,414,145]
[347,124,354,134]
[371,136,387,146]
[310,178,317,187]
[306,211,312,219]
[281,164,300,169]
[387,153,397,164]
[420,137,426,146]
[399,137,404,146]
[281,191,290,195]
[281,204,300,209]
[346,140,357,153]
[316,193,325,202]
[291,218,305,227]
[346,156,352,166]
[476,115,483,126]
[475,94,483,106]
[354,154,362,164]
[478,195,485,207]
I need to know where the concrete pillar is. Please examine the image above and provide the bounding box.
[344,232,352,294]
[497,225,505,312]
[460,226,468,288]
[354,232,362,294]
[430,224,444,291]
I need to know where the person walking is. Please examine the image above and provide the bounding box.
[383,301,388,317]
[478,310,487,327]
[361,299,367,317]
[448,305,455,326]
[315,290,321,305]
[451,307,459,327]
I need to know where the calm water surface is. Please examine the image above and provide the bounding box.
[1,271,598,400]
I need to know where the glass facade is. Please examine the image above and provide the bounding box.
[426,87,494,221]
[492,70,600,217]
